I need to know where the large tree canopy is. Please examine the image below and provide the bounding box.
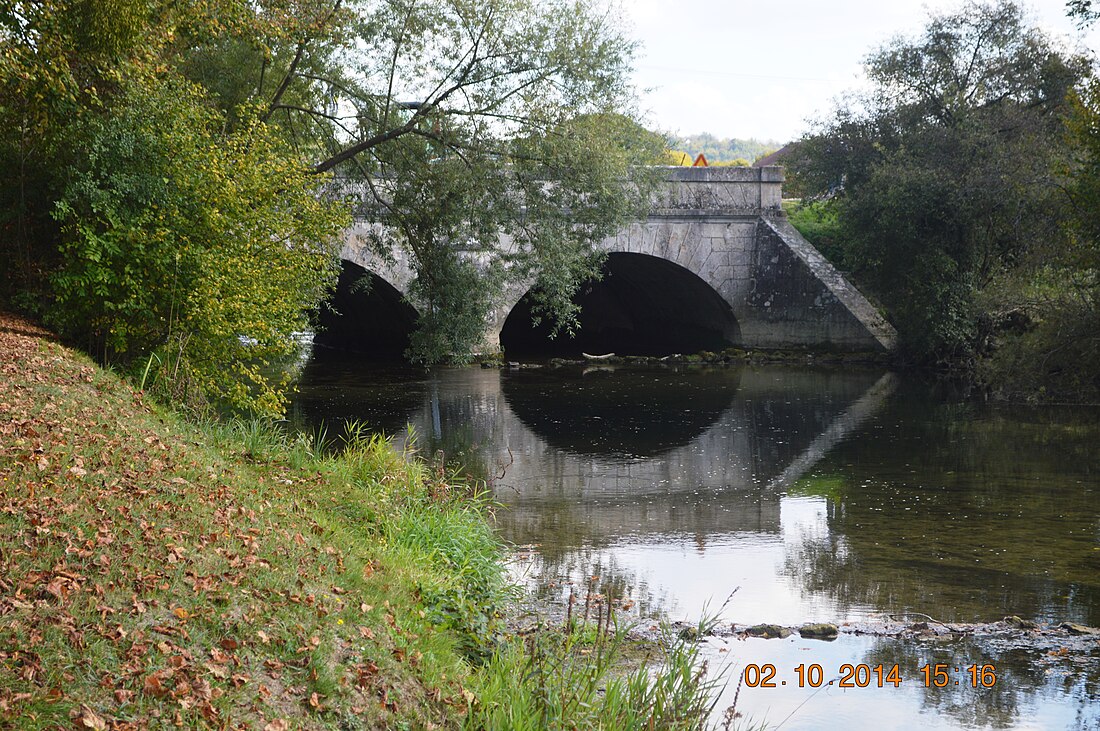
[1,0,356,415]
[167,0,664,359]
[1,0,662,412]
[791,0,1092,366]
[248,0,666,359]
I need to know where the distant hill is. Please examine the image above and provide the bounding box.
[671,133,782,165]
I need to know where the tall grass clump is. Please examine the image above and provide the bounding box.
[339,424,515,660]
[465,616,729,730]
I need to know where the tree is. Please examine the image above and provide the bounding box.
[237,0,666,361]
[50,76,348,415]
[670,133,778,164]
[0,0,152,301]
[791,0,1091,366]
[1,1,351,415]
[985,78,1100,401]
[1067,0,1099,27]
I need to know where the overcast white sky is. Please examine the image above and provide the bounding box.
[619,0,1099,143]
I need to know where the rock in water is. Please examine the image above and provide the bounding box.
[743,624,792,639]
[1060,622,1099,635]
[1003,615,1039,630]
[678,626,700,641]
[799,623,839,639]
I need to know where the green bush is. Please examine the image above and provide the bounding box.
[50,74,349,415]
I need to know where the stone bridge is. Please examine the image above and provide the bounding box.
[332,166,895,356]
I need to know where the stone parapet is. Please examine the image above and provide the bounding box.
[651,165,783,215]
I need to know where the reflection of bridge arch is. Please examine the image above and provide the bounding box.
[290,361,897,555]
[501,253,742,357]
[499,365,739,456]
[313,259,418,358]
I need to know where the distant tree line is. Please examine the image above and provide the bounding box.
[668,133,779,166]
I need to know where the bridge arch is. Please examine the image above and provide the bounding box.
[499,252,741,358]
[313,259,419,359]
[335,168,898,357]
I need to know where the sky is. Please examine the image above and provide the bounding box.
[619,0,1100,143]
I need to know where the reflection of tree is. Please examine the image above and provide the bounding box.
[858,637,1100,730]
[493,487,779,562]
[860,640,1022,728]
[513,546,676,623]
[782,391,1100,625]
[288,354,427,439]
[492,492,619,558]
[416,388,500,486]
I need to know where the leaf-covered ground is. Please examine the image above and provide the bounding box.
[0,312,487,729]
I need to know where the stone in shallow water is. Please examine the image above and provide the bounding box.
[743,624,792,639]
[678,626,700,641]
[1004,615,1040,630]
[1060,622,1099,635]
[799,623,839,639]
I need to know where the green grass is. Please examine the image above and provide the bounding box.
[0,313,745,729]
[466,621,715,731]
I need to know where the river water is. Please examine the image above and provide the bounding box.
[289,352,1100,730]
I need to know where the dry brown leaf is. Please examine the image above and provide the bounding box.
[142,673,168,698]
[204,662,229,679]
[73,706,108,730]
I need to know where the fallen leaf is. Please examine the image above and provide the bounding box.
[73,706,108,730]
[143,673,168,698]
[204,662,230,680]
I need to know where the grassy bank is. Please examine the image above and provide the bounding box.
[0,313,724,729]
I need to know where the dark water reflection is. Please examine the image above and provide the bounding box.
[290,352,1100,729]
[500,367,739,456]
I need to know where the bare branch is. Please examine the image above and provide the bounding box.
[262,41,308,123]
[262,1,343,123]
[270,104,358,137]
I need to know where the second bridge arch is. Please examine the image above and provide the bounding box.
[500,252,741,358]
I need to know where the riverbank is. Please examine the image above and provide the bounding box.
[0,313,720,729]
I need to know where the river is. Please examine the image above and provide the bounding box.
[289,351,1100,730]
